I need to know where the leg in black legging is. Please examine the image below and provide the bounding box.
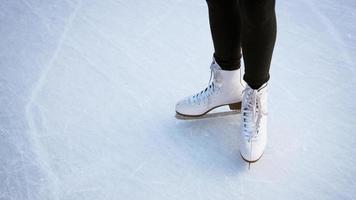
[240,0,277,89]
[206,0,241,71]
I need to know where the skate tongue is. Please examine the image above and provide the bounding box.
[242,90,262,141]
[208,61,223,87]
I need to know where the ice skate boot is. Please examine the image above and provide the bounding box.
[239,83,268,163]
[176,57,244,117]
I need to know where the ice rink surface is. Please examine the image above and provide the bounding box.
[1,0,356,199]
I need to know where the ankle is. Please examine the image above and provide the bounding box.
[213,54,241,71]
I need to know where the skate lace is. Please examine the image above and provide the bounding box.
[242,88,267,141]
[192,62,222,104]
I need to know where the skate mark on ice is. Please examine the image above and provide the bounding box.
[24,1,83,198]
[21,0,51,32]
[303,0,353,69]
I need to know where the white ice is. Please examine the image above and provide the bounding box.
[1,0,356,199]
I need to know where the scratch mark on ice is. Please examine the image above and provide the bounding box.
[24,1,83,199]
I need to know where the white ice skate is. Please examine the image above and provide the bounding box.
[239,83,268,163]
[175,57,245,117]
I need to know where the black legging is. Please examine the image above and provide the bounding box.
[207,0,277,89]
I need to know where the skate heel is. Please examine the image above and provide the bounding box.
[229,102,241,110]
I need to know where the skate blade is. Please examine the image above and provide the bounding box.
[175,110,240,120]
[239,152,264,170]
[175,102,241,120]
